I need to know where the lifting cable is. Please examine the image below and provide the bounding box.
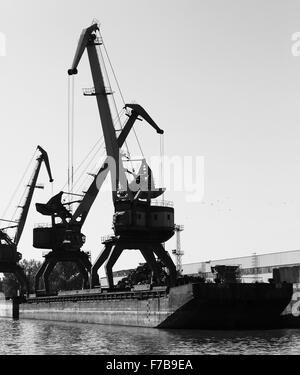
[62,136,104,191]
[160,134,165,201]
[97,44,134,173]
[61,105,124,194]
[63,105,124,193]
[75,149,107,196]
[12,167,36,223]
[98,31,145,163]
[67,75,71,196]
[71,107,126,194]
[72,142,106,193]
[68,74,75,210]
[1,148,37,223]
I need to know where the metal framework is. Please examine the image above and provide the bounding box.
[33,23,174,293]
[172,224,184,275]
[68,23,177,289]
[0,146,53,295]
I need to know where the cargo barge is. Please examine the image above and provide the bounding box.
[10,279,290,329]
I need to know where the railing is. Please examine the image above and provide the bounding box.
[93,36,103,45]
[34,223,51,228]
[151,200,173,208]
[26,288,169,304]
[83,86,113,96]
[83,87,96,96]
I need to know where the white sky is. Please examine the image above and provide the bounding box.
[1,0,300,276]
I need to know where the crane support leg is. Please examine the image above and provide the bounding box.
[35,251,92,294]
[139,248,161,284]
[14,265,29,296]
[80,253,91,267]
[105,244,124,289]
[43,259,57,294]
[77,252,92,274]
[35,261,49,292]
[91,243,114,287]
[76,252,92,288]
[0,264,28,296]
[152,243,177,287]
[75,259,90,289]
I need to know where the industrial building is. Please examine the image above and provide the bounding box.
[182,249,300,283]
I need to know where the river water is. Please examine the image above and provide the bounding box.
[1,317,300,355]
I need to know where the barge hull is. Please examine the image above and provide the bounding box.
[17,283,292,329]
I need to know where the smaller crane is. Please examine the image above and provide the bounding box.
[0,146,53,295]
[172,225,184,275]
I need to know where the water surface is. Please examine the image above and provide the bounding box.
[0,318,300,355]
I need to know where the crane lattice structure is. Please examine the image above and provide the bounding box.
[172,225,184,275]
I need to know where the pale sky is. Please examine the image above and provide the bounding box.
[1,0,300,276]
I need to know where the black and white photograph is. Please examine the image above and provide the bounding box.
[0,0,300,360]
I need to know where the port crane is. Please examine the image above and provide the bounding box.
[33,23,177,292]
[0,146,53,295]
[67,23,177,289]
[33,103,163,293]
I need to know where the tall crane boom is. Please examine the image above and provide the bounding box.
[14,146,53,246]
[68,23,126,202]
[71,104,164,225]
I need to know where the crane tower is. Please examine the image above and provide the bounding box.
[172,224,184,275]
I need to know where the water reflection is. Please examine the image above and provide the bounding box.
[0,318,300,355]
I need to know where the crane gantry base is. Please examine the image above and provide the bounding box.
[91,237,177,289]
[34,250,92,294]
